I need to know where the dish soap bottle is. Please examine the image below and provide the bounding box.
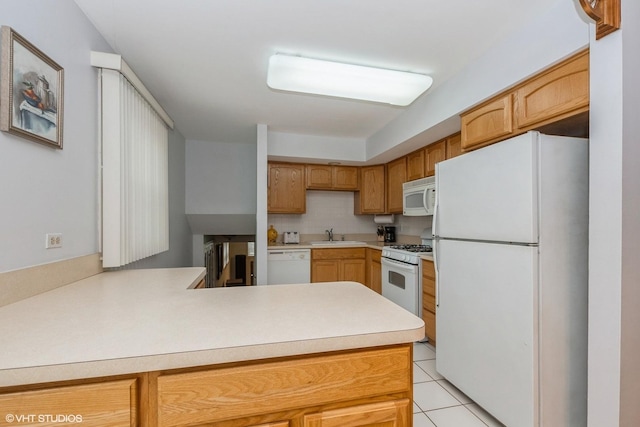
[267,225,278,244]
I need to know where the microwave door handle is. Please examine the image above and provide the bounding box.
[423,188,429,214]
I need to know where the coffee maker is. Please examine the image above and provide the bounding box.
[384,226,396,243]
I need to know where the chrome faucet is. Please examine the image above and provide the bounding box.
[325,228,334,241]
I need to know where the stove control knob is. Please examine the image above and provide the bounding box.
[402,255,408,262]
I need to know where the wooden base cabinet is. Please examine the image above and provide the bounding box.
[366,248,382,294]
[303,399,410,426]
[311,248,366,284]
[0,379,138,427]
[422,259,437,345]
[156,345,413,427]
[1,346,413,427]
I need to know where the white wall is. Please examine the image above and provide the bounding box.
[267,131,365,164]
[185,139,257,214]
[0,0,193,273]
[0,0,111,272]
[588,1,640,424]
[267,191,376,238]
[366,0,589,159]
[267,192,431,242]
[255,124,268,285]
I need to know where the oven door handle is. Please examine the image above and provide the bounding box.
[381,257,418,272]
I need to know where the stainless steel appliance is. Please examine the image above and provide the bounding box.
[381,244,432,317]
[434,132,588,426]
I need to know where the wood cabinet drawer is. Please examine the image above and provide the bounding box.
[303,399,410,426]
[422,259,436,297]
[422,276,435,297]
[0,379,138,427]
[423,291,436,313]
[312,248,366,260]
[156,346,411,427]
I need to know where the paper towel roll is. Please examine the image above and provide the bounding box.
[373,214,395,224]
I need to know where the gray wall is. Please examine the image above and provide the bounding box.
[0,0,192,273]
[0,0,109,272]
[185,139,257,236]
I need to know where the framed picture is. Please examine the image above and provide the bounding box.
[0,26,64,149]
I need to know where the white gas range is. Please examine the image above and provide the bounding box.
[381,244,433,319]
[381,244,433,265]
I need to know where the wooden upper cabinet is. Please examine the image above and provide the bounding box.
[306,165,358,190]
[306,165,333,189]
[333,166,359,190]
[424,139,446,177]
[405,150,425,181]
[355,165,385,214]
[268,162,306,214]
[386,157,406,214]
[461,94,514,151]
[460,49,589,151]
[445,132,462,160]
[514,50,589,130]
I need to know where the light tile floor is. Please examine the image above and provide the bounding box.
[413,342,505,427]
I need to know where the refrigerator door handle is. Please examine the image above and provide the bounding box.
[433,168,440,307]
[433,169,440,237]
[434,237,440,307]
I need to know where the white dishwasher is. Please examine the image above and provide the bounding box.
[267,249,311,285]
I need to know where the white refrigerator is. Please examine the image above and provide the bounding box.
[433,132,588,427]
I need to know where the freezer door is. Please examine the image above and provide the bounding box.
[435,132,538,244]
[435,239,538,427]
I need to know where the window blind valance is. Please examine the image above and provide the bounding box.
[93,53,170,267]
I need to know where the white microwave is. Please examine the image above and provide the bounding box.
[403,176,436,216]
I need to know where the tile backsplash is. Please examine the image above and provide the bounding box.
[267,191,432,242]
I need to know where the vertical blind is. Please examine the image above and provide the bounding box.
[100,69,169,267]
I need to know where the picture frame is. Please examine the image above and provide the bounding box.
[0,26,64,149]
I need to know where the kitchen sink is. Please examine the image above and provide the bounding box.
[309,241,366,246]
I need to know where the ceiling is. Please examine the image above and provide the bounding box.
[74,0,559,144]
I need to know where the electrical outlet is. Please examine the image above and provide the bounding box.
[46,233,62,249]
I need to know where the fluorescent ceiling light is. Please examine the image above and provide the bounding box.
[267,54,433,106]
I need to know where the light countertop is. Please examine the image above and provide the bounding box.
[267,241,386,250]
[267,242,435,261]
[0,267,424,387]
